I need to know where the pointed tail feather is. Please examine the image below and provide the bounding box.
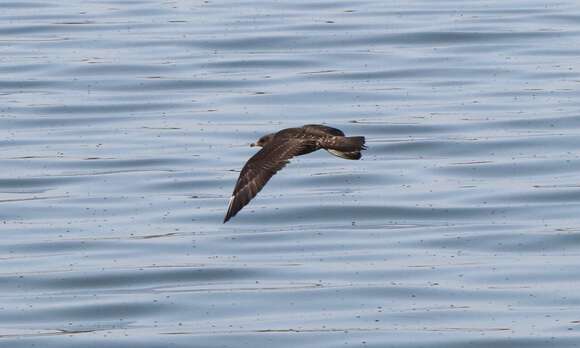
[322,136,366,160]
[326,149,361,160]
[322,136,366,152]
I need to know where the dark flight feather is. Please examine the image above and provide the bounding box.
[224,138,309,223]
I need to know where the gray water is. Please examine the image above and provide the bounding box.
[2,0,580,347]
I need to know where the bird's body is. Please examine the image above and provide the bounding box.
[224,124,366,223]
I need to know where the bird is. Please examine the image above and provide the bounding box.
[224,124,366,223]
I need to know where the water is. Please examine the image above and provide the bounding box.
[2,0,580,346]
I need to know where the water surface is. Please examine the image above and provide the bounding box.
[2,0,580,347]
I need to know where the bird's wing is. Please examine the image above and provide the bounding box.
[224,137,308,223]
[302,124,345,137]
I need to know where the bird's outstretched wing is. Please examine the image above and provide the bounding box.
[224,137,308,223]
[303,124,345,137]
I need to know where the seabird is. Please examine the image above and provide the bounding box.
[224,124,366,223]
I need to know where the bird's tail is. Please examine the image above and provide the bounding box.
[323,136,366,160]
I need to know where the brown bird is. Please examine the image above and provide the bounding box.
[224,124,366,223]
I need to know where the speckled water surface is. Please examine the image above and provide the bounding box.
[3,0,580,347]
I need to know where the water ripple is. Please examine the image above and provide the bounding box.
[3,0,580,347]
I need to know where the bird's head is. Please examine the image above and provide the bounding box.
[251,133,275,147]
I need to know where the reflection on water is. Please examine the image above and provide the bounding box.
[2,0,580,347]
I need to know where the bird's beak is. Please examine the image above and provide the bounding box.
[250,143,256,147]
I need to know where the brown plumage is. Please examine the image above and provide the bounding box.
[224,124,366,223]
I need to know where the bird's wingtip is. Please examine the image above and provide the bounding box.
[223,212,232,223]
[223,195,235,223]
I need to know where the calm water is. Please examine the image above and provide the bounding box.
[2,0,580,347]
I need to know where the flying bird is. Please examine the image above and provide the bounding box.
[224,124,366,223]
